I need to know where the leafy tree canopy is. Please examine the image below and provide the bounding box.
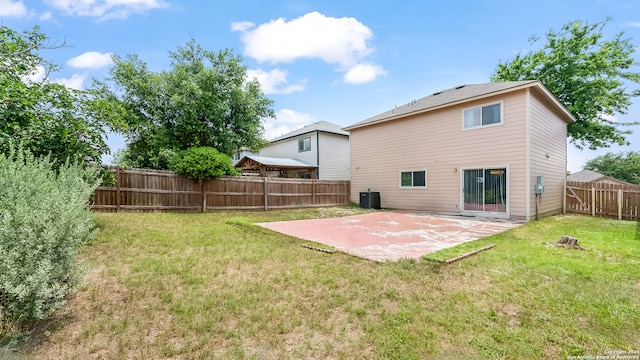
[95,40,274,169]
[171,147,238,181]
[584,151,640,184]
[492,19,640,150]
[0,25,124,165]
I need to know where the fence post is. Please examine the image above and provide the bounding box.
[591,187,596,217]
[618,189,623,220]
[563,181,567,214]
[116,166,121,213]
[312,179,316,205]
[263,177,268,211]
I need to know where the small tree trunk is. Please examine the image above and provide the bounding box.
[200,179,206,213]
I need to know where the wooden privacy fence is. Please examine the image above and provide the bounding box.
[92,167,350,212]
[564,181,640,221]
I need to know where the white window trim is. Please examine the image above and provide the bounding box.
[399,169,427,189]
[298,137,311,152]
[461,100,504,131]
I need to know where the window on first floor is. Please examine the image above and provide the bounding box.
[463,102,502,129]
[298,137,311,152]
[400,170,427,188]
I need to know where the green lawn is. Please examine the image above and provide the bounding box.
[11,209,640,359]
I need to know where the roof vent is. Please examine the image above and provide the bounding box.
[432,91,442,96]
[455,85,466,90]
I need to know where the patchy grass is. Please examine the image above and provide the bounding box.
[5,211,640,359]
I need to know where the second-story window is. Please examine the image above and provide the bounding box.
[298,137,311,152]
[463,102,503,130]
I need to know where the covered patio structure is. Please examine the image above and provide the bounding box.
[235,155,318,178]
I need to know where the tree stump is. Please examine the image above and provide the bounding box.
[553,235,585,250]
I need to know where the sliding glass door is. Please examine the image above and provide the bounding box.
[463,168,507,214]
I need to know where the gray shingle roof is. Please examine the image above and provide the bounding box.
[343,80,573,130]
[269,121,348,142]
[567,170,607,182]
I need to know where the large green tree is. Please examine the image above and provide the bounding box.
[492,19,640,150]
[584,151,640,184]
[96,40,274,169]
[0,25,122,164]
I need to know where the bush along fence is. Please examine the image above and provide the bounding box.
[564,181,640,221]
[92,167,351,212]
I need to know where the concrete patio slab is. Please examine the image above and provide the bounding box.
[257,211,523,261]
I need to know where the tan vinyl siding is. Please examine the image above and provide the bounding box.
[528,88,568,218]
[350,91,529,218]
[318,133,350,180]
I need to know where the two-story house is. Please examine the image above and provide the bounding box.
[343,80,575,221]
[236,121,350,180]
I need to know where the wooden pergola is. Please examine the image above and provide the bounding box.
[235,155,318,178]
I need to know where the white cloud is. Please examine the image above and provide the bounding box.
[231,21,254,32]
[262,109,314,140]
[54,73,88,90]
[45,0,168,20]
[21,65,47,84]
[234,11,386,83]
[246,68,305,95]
[39,11,53,20]
[343,63,387,84]
[20,65,87,90]
[66,51,113,69]
[625,22,640,28]
[0,0,28,18]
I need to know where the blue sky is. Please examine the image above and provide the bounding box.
[2,0,639,171]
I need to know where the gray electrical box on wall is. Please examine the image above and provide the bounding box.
[535,176,545,194]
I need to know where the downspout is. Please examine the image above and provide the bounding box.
[316,132,320,179]
[525,89,531,221]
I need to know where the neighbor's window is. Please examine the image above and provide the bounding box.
[463,102,502,129]
[400,170,427,188]
[298,137,311,152]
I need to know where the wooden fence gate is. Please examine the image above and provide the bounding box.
[564,181,640,221]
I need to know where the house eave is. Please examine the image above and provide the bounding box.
[343,81,576,131]
[269,129,349,144]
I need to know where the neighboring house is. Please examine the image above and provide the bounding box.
[567,169,631,185]
[343,80,575,221]
[231,148,257,166]
[257,121,350,180]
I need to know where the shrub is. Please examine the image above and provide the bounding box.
[171,147,238,181]
[0,148,100,324]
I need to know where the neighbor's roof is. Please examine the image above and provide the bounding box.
[343,80,575,131]
[567,169,609,182]
[237,155,317,168]
[269,121,349,142]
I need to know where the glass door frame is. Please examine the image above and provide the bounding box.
[460,165,510,218]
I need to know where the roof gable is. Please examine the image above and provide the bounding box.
[567,169,606,182]
[236,155,316,168]
[567,169,632,185]
[269,121,348,143]
[343,80,575,130]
